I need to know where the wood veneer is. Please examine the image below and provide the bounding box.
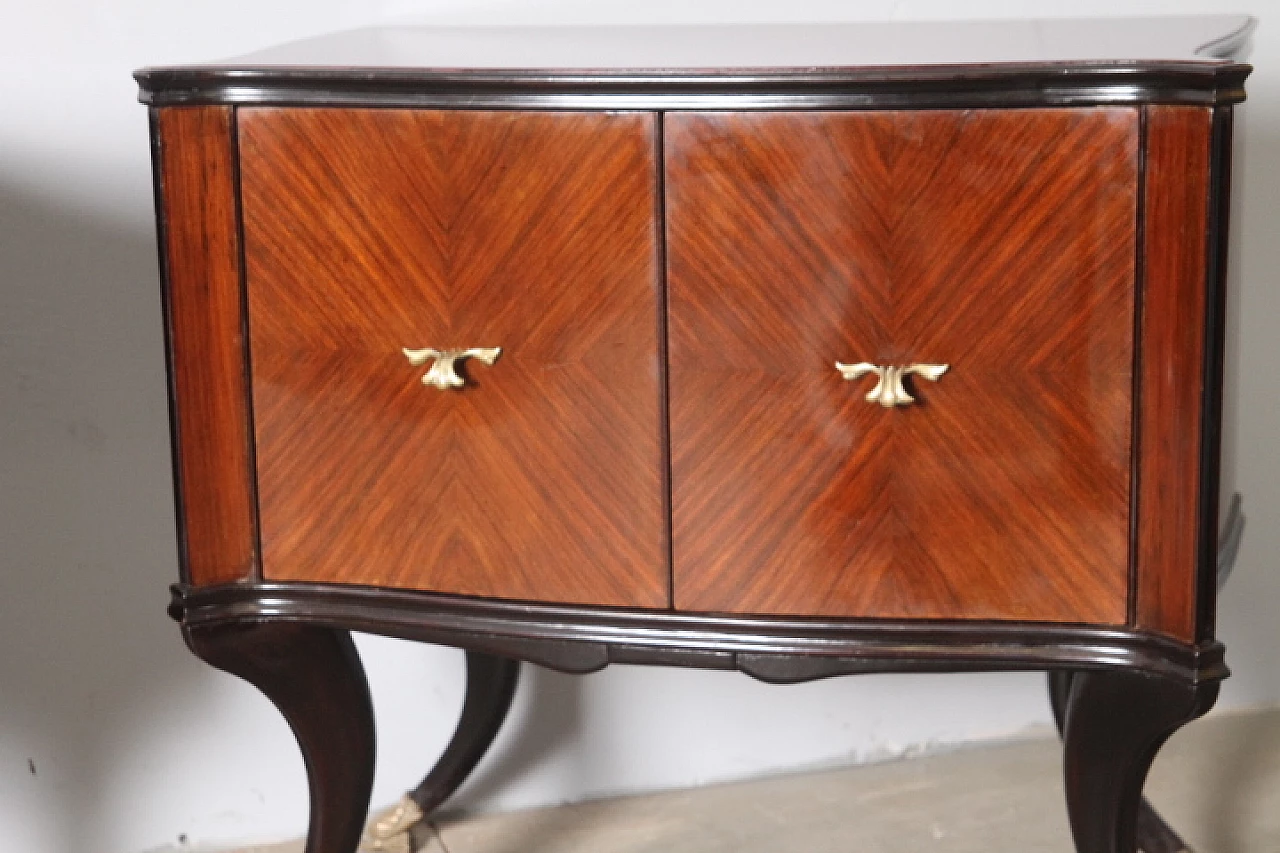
[666,109,1138,622]
[1134,106,1214,642]
[155,106,258,587]
[238,108,667,608]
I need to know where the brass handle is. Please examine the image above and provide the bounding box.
[835,362,948,407]
[403,347,501,389]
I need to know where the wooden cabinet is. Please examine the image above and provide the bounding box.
[139,16,1252,853]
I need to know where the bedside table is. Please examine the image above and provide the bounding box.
[138,17,1252,853]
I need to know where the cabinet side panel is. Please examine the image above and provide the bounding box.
[1208,107,1239,643]
[1135,106,1213,641]
[156,106,258,586]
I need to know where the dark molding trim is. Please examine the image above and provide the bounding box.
[135,63,1250,110]
[226,108,264,583]
[170,582,1228,686]
[1127,105,1149,628]
[653,110,675,608]
[147,108,190,587]
[1196,105,1236,643]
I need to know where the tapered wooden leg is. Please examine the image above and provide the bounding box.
[363,652,521,851]
[185,622,375,853]
[410,651,521,813]
[1061,670,1217,853]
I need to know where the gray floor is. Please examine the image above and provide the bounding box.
[233,707,1280,853]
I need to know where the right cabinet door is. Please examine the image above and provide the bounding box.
[665,109,1138,623]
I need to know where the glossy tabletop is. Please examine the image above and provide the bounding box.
[215,17,1254,70]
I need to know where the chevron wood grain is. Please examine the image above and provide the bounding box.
[665,109,1138,621]
[238,108,667,607]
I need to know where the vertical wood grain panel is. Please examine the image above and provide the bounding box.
[1135,106,1213,641]
[156,106,257,586]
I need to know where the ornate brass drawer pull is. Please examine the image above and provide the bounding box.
[403,347,501,389]
[835,362,948,407]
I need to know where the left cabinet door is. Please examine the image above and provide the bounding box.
[239,108,668,608]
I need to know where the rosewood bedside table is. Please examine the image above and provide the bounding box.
[137,17,1253,853]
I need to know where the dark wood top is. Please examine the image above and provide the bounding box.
[136,17,1253,108]
[192,17,1254,69]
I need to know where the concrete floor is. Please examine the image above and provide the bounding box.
[233,707,1280,853]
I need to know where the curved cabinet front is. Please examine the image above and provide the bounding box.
[165,104,1210,630]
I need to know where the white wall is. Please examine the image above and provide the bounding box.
[2,2,1278,851]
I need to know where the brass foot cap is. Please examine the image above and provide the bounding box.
[360,795,425,853]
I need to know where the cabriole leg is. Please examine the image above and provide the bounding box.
[1061,670,1217,853]
[1048,671,1191,853]
[412,651,521,813]
[365,651,521,852]
[185,622,375,853]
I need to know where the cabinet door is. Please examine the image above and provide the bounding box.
[666,109,1137,622]
[240,108,667,608]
